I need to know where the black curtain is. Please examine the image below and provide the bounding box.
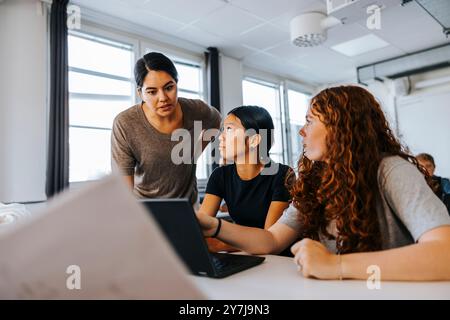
[205,47,221,169]
[46,0,70,198]
[205,47,221,112]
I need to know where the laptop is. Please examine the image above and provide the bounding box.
[140,199,265,278]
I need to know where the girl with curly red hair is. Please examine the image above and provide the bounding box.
[197,85,450,281]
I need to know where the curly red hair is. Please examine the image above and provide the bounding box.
[287,85,428,254]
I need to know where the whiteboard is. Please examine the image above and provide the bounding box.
[396,91,450,178]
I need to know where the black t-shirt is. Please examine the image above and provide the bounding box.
[205,162,292,228]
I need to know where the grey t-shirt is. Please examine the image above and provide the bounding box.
[111,98,221,203]
[279,155,450,252]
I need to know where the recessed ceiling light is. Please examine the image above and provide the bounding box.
[331,33,390,56]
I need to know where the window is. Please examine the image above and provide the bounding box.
[242,79,311,168]
[287,89,309,168]
[178,62,211,180]
[68,31,135,182]
[242,79,284,164]
[173,61,210,180]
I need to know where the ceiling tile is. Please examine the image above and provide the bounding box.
[132,10,186,34]
[231,0,318,21]
[238,23,289,50]
[193,5,265,39]
[331,34,390,57]
[72,0,450,86]
[73,0,139,15]
[288,45,328,64]
[292,47,356,74]
[269,0,327,31]
[221,44,258,60]
[367,16,447,53]
[324,23,370,47]
[73,0,186,33]
[265,41,309,61]
[176,26,226,48]
[243,52,315,83]
[142,0,226,24]
[358,0,447,53]
[352,46,406,67]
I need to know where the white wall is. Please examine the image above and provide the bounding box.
[395,67,450,178]
[317,68,450,178]
[315,79,398,133]
[0,0,48,202]
[368,80,397,133]
[219,55,243,116]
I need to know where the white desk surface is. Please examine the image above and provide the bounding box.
[193,255,450,300]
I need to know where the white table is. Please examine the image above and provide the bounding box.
[192,255,450,300]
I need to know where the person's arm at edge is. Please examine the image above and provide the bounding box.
[124,175,134,189]
[199,194,239,252]
[198,193,221,217]
[212,201,291,253]
[340,225,450,281]
[197,212,299,255]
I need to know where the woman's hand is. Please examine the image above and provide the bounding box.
[291,238,341,280]
[196,212,219,237]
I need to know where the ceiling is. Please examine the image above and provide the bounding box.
[71,0,450,86]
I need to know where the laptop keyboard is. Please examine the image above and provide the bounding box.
[211,253,257,271]
[205,253,265,278]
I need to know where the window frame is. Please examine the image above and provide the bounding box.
[67,28,137,185]
[68,23,213,189]
[241,75,313,168]
[285,84,312,168]
[242,77,286,164]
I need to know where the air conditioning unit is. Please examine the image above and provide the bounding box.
[357,43,450,85]
[327,0,403,24]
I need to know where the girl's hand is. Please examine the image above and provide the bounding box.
[291,238,341,280]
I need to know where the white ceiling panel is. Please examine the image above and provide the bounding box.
[265,41,310,62]
[131,10,186,34]
[268,0,327,31]
[176,25,226,48]
[362,1,447,53]
[231,0,318,21]
[221,44,259,60]
[352,46,406,67]
[324,23,370,47]
[237,23,289,50]
[141,0,226,24]
[72,0,450,86]
[192,4,265,39]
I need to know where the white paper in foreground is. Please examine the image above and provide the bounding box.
[0,174,205,299]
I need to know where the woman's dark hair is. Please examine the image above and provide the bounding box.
[134,52,178,89]
[228,105,274,158]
